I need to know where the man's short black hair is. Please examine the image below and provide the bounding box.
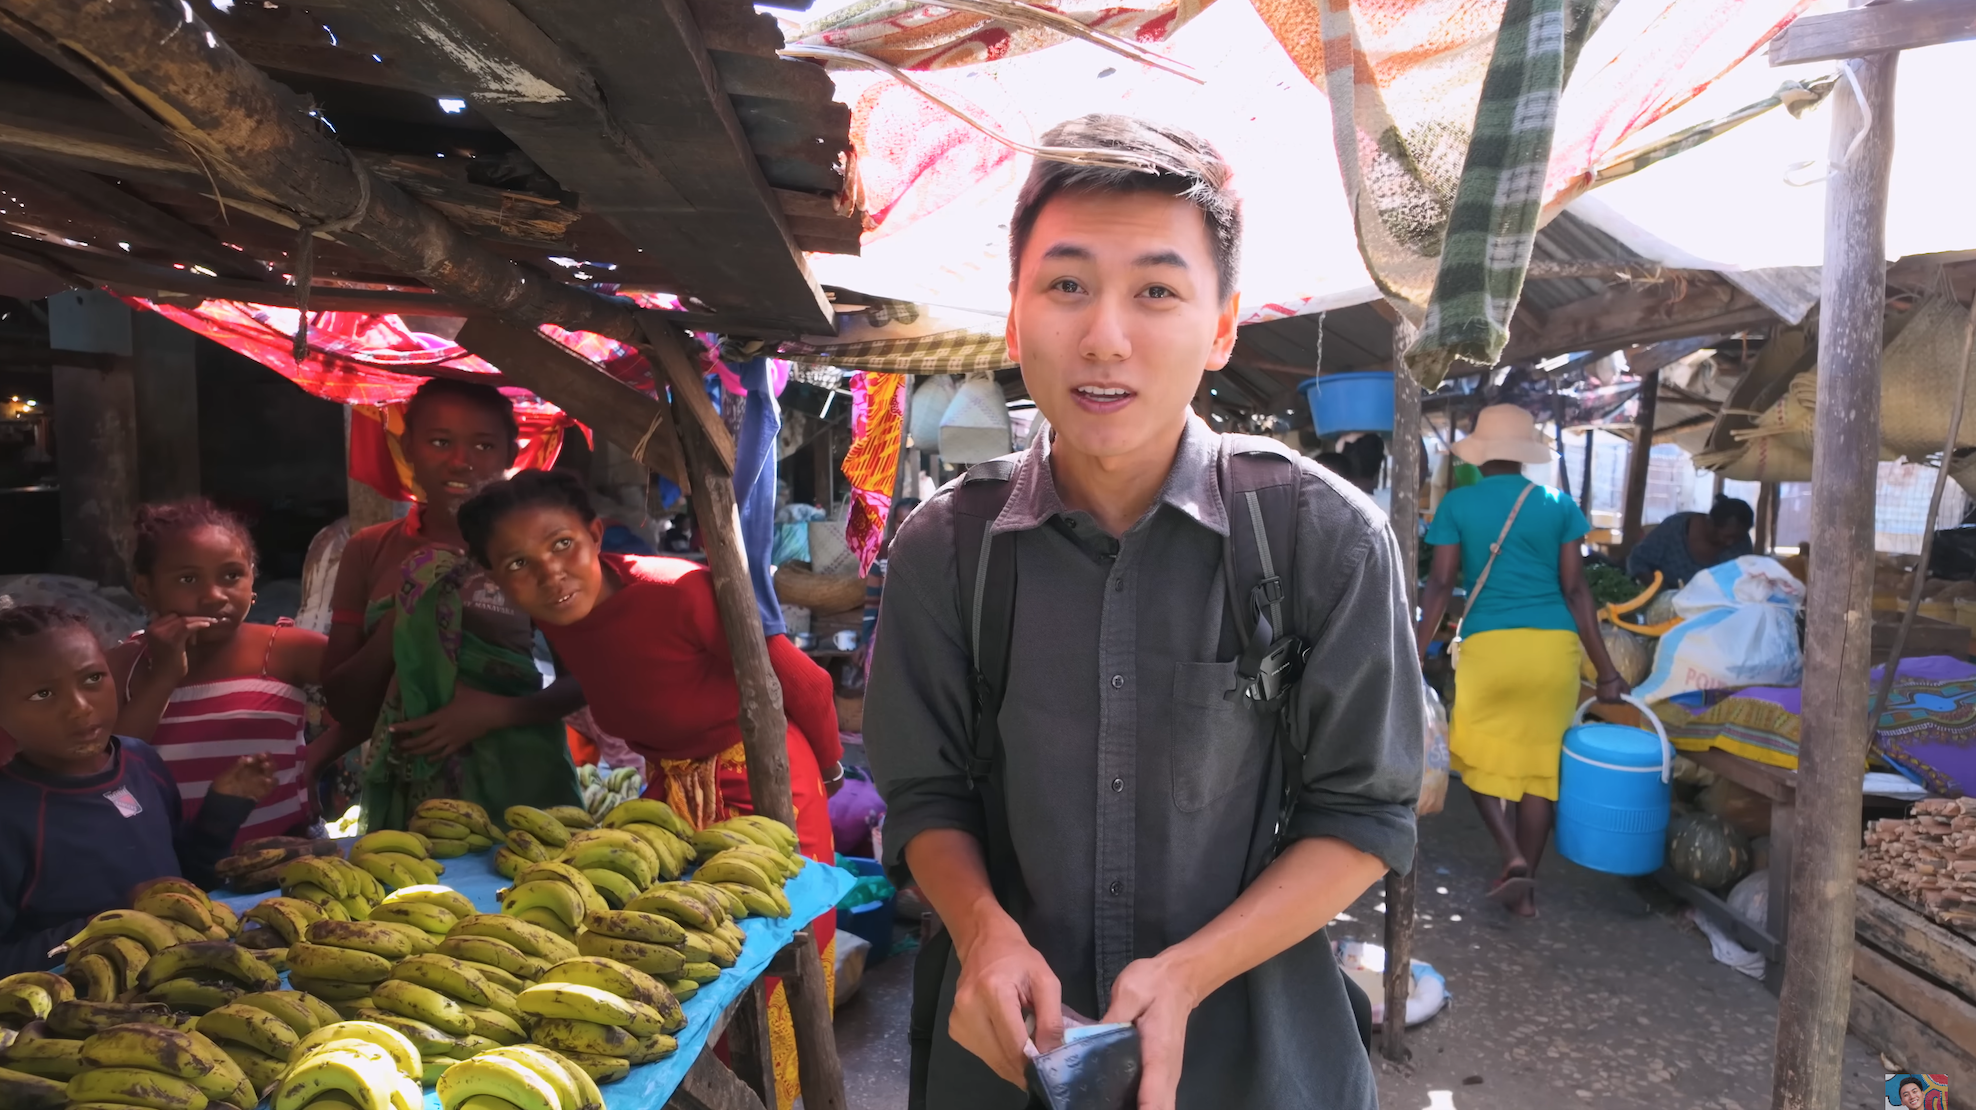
[1900,1076,1926,1093]
[1009,114,1241,300]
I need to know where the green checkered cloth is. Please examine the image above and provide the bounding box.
[1406,0,1568,389]
[778,329,1013,374]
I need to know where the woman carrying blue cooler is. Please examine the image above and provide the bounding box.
[1415,405,1629,917]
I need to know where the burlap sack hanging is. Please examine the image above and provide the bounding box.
[939,373,1013,463]
[1878,286,1976,461]
[908,374,958,452]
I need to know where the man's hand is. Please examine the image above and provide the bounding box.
[1101,954,1206,1110]
[950,917,1063,1088]
[212,753,278,801]
[390,686,518,759]
[144,614,217,682]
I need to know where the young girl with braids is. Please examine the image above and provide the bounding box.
[106,500,327,847]
[0,605,274,973]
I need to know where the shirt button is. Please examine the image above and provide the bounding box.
[1111,777,1124,793]
[1111,675,1124,689]
[1108,880,1123,896]
[1113,577,1125,592]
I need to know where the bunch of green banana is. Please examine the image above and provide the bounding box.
[126,939,282,1015]
[435,1043,603,1110]
[579,763,645,822]
[128,878,237,944]
[596,799,697,881]
[285,920,402,1018]
[493,827,556,881]
[0,1018,85,1080]
[412,798,504,858]
[497,862,608,941]
[373,953,530,1050]
[0,971,74,1024]
[555,827,668,909]
[518,956,686,1080]
[215,837,344,894]
[186,990,342,1091]
[447,915,581,964]
[271,1020,424,1107]
[60,909,197,966]
[63,933,158,1003]
[370,885,476,938]
[350,830,447,891]
[279,856,388,922]
[44,999,184,1039]
[71,1022,257,1108]
[503,806,574,850]
[0,1065,65,1110]
[587,886,741,993]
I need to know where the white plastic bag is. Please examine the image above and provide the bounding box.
[1632,556,1805,703]
[1419,679,1450,816]
[908,375,958,452]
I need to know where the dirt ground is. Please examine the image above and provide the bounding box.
[829,777,1891,1110]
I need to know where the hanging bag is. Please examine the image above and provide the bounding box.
[1448,483,1535,669]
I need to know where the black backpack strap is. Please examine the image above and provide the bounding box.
[1219,435,1310,881]
[910,455,1022,1110]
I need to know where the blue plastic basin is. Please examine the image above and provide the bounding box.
[1299,371,1394,435]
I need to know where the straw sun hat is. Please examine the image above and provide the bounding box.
[1452,404,1557,466]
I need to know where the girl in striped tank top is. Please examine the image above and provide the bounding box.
[106,500,330,849]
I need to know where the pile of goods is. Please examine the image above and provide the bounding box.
[578,763,647,823]
[216,837,349,894]
[1582,569,1674,687]
[0,796,807,1106]
[1859,796,1976,932]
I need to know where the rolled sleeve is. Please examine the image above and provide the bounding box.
[861,498,986,888]
[1285,474,1423,875]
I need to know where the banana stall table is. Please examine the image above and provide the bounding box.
[214,849,853,1110]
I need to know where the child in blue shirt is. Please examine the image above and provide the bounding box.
[0,605,275,973]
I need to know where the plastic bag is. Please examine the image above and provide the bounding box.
[1632,556,1805,703]
[1419,678,1450,816]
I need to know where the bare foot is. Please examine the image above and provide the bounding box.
[1510,886,1537,918]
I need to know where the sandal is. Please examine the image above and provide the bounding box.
[1487,867,1533,908]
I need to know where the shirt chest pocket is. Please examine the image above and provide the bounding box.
[1169,660,1269,813]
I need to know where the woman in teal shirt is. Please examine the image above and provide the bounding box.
[1416,405,1627,916]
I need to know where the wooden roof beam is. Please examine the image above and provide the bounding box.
[1769,0,1976,66]
[314,0,833,331]
[0,0,637,341]
[0,155,274,282]
[1499,277,1777,365]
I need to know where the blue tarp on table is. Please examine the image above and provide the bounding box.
[213,849,853,1109]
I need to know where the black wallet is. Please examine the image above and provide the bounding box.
[1023,1023,1143,1110]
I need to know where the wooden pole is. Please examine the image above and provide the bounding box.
[130,311,199,501]
[1579,428,1597,516]
[1755,482,1779,554]
[1382,320,1420,1063]
[47,290,137,587]
[1620,369,1661,551]
[1772,42,1898,1110]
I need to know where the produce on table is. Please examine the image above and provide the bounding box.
[504,806,574,849]
[579,763,647,822]
[277,855,391,924]
[62,1022,257,1109]
[350,830,445,890]
[412,798,505,858]
[1667,812,1752,890]
[1585,563,1647,609]
[214,836,347,895]
[436,1042,605,1109]
[1860,796,1976,933]
[270,1019,425,1108]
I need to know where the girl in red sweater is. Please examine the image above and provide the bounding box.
[457,469,842,1103]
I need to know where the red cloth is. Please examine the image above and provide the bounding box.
[538,554,843,771]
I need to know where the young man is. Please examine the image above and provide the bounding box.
[864,115,1422,1109]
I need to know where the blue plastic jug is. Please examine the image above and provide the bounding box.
[1556,695,1673,876]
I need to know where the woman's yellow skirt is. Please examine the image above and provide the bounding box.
[1450,628,1583,802]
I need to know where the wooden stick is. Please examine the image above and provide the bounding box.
[0,0,635,341]
[726,979,777,1110]
[780,931,848,1110]
[1382,318,1421,1064]
[1619,369,1659,552]
[1772,41,1899,1110]
[675,399,794,828]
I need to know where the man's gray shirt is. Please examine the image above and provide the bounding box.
[863,416,1422,1109]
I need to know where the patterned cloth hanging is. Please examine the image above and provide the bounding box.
[840,371,910,575]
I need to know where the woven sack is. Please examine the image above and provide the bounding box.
[908,375,959,453]
[809,520,861,577]
[938,373,1012,463]
[1879,288,1976,460]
